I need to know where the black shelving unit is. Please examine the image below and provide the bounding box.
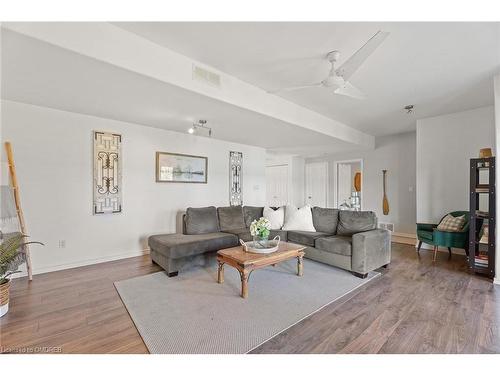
[469,157,496,278]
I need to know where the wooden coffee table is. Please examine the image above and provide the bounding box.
[216,242,306,298]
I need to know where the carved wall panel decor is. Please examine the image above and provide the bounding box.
[93,131,122,214]
[229,151,243,206]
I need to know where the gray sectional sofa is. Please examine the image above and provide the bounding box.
[148,205,391,278]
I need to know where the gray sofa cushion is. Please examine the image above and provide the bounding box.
[312,207,339,234]
[315,236,352,256]
[148,232,238,259]
[243,206,263,228]
[185,206,220,234]
[217,206,246,231]
[222,227,252,242]
[287,231,331,247]
[336,211,377,236]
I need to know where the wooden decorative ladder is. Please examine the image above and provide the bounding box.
[4,142,33,281]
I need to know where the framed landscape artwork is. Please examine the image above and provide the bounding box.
[156,152,208,183]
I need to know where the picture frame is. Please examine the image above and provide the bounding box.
[156,152,208,183]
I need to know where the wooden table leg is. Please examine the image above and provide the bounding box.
[217,261,224,283]
[297,255,303,276]
[240,270,249,298]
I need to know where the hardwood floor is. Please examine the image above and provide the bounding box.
[1,243,499,354]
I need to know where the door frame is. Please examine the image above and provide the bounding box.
[305,161,329,207]
[333,158,364,209]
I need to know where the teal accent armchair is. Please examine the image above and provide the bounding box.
[416,211,470,261]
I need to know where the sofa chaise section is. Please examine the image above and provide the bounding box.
[149,206,238,276]
[149,232,238,276]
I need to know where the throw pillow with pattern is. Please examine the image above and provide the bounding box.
[437,214,466,232]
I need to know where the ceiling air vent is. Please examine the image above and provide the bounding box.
[192,64,221,88]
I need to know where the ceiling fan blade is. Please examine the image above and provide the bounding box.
[334,81,366,99]
[336,30,389,81]
[267,83,322,93]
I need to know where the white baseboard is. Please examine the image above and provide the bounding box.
[11,248,151,279]
[392,232,416,245]
[393,232,416,238]
[391,233,469,256]
[494,277,500,285]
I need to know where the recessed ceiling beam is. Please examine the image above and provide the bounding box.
[2,22,374,149]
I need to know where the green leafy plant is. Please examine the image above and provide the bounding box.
[250,217,271,239]
[0,233,43,285]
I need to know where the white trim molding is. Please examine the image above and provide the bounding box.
[12,248,150,279]
[392,232,416,245]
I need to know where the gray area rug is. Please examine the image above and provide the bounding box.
[115,259,379,354]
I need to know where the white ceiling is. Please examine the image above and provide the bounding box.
[115,22,500,136]
[1,29,356,156]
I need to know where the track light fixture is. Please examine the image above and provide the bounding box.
[187,119,212,137]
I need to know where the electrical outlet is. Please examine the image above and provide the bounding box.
[58,240,66,248]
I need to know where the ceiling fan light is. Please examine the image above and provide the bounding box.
[323,75,344,88]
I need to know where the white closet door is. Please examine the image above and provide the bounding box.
[305,162,328,207]
[266,165,288,207]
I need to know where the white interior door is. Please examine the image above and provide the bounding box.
[266,165,288,207]
[305,162,328,207]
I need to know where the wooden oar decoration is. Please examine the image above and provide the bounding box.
[382,170,389,215]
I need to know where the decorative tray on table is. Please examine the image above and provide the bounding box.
[239,236,281,254]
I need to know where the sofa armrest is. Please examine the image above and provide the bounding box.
[417,223,438,231]
[351,229,391,274]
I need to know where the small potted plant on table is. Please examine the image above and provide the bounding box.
[0,233,43,317]
[249,217,271,249]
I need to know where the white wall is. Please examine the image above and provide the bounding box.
[265,153,305,207]
[416,106,495,225]
[306,132,416,234]
[0,100,266,274]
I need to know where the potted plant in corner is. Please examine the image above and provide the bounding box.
[0,233,43,318]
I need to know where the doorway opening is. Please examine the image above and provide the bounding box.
[334,159,363,210]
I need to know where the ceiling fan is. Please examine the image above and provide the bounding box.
[269,30,389,99]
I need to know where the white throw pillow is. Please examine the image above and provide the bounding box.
[282,205,316,231]
[263,206,284,230]
[284,204,297,224]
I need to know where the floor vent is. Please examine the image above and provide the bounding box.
[192,64,221,88]
[379,222,394,232]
